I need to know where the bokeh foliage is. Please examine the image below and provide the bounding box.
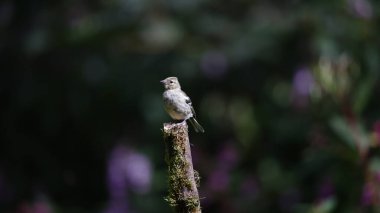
[1,0,380,212]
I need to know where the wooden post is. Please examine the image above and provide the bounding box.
[163,122,201,213]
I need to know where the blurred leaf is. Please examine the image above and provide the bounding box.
[330,116,371,157]
[24,28,50,54]
[353,76,375,114]
[228,98,258,147]
[369,157,380,173]
[271,81,291,107]
[310,197,336,213]
[257,158,290,191]
[329,116,355,148]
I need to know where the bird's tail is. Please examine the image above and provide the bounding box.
[188,117,205,133]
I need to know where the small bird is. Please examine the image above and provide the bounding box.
[161,77,205,133]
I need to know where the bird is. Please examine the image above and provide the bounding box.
[160,77,205,133]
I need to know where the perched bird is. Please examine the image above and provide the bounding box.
[161,77,205,133]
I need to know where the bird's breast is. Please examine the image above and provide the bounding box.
[163,89,192,120]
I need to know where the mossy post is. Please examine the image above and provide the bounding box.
[163,121,201,213]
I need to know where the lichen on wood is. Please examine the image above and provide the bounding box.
[163,122,201,213]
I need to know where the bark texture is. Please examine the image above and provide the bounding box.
[163,122,201,213]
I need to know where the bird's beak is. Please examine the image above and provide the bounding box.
[160,80,165,84]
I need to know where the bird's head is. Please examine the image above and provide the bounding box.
[160,77,181,90]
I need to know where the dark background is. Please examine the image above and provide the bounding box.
[1,0,380,212]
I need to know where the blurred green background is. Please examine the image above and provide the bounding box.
[1,0,380,212]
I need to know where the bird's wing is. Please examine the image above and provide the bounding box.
[184,93,197,118]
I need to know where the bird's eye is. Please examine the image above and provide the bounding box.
[169,80,174,83]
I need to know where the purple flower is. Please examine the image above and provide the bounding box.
[374,121,380,146]
[361,183,373,206]
[107,144,152,198]
[217,143,239,170]
[375,171,380,183]
[16,195,53,213]
[349,0,373,19]
[292,67,314,108]
[104,200,131,213]
[33,201,53,213]
[293,67,314,96]
[207,169,229,192]
[105,144,152,213]
[124,151,152,194]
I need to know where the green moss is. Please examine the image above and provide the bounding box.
[194,170,200,188]
[184,195,200,209]
[163,123,201,212]
[166,139,191,206]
